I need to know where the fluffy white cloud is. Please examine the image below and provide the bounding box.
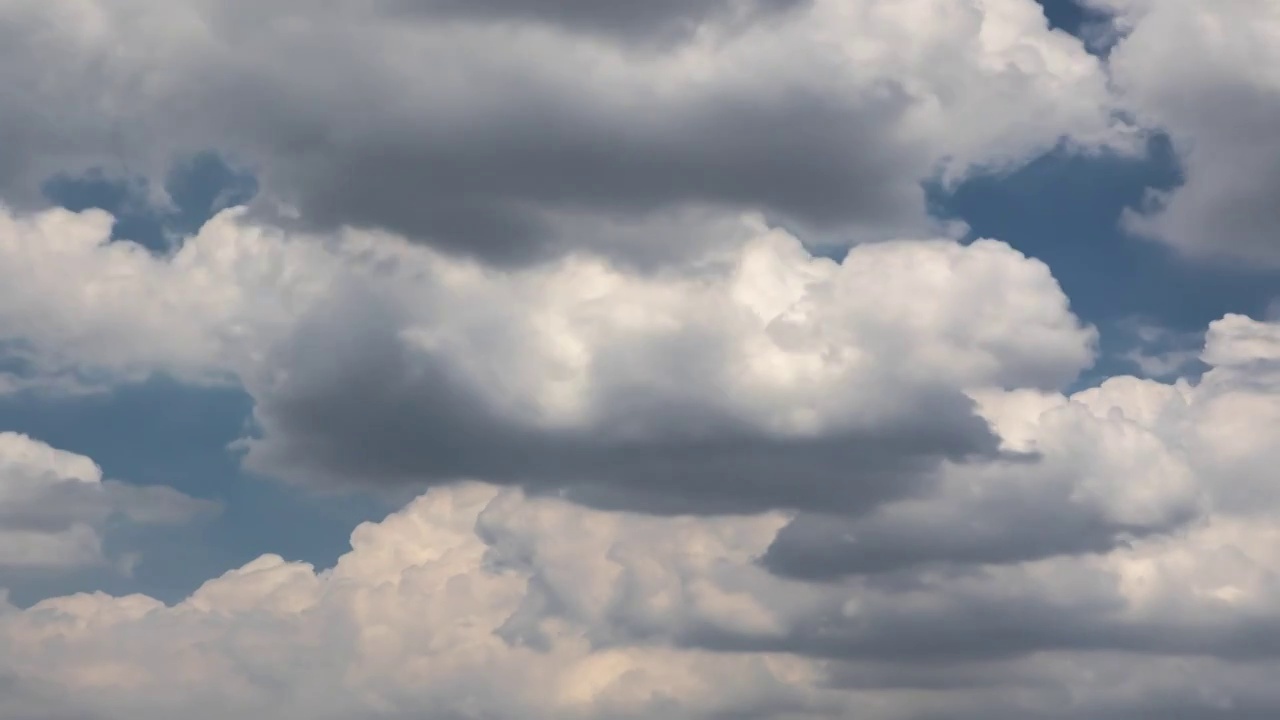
[3,314,1279,720]
[763,384,1202,578]
[2,217,1280,716]
[2,2,1279,718]
[0,432,215,572]
[1086,0,1280,265]
[0,206,336,389]
[0,484,825,720]
[0,205,1097,513]
[0,0,1127,263]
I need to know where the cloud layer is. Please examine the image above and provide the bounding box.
[1,201,1279,718]
[5,309,1280,720]
[3,0,1280,717]
[0,0,1127,264]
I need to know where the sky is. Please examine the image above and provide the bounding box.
[1,0,1279,718]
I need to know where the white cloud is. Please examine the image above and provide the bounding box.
[0,205,334,388]
[0,432,215,572]
[3,319,1279,720]
[0,205,1097,512]
[1,214,1279,717]
[1087,0,1280,265]
[6,2,1280,714]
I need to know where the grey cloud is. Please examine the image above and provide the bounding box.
[0,0,925,266]
[0,480,215,535]
[0,676,99,720]
[1096,0,1280,266]
[687,587,1126,663]
[1123,86,1280,267]
[759,484,1191,579]
[251,82,924,267]
[0,0,1117,265]
[908,697,1280,720]
[238,293,1001,515]
[388,0,810,45]
[687,577,1280,666]
[0,432,219,579]
[9,474,1280,719]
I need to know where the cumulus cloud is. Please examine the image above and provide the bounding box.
[3,221,1280,715]
[2,219,1280,717]
[1085,0,1280,265]
[762,386,1202,578]
[0,205,1096,513]
[766,312,1280,583]
[0,432,216,573]
[0,0,1127,264]
[6,1,1280,716]
[4,312,1280,720]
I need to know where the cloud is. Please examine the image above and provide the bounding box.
[0,0,1127,264]
[761,386,1202,578]
[1,197,1280,716]
[0,432,216,573]
[766,312,1280,581]
[4,318,1280,720]
[392,0,806,41]
[237,222,1099,514]
[0,484,828,720]
[0,205,1097,513]
[2,1,1279,717]
[0,205,335,390]
[1084,0,1280,265]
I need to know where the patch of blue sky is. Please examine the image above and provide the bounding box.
[933,134,1280,388]
[41,151,258,252]
[0,376,392,606]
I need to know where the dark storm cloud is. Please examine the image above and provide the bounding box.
[236,292,1002,514]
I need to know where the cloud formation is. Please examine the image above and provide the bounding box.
[0,0,1126,264]
[1088,0,1280,265]
[0,432,215,573]
[0,206,1096,513]
[3,199,1280,716]
[3,0,1280,717]
[5,310,1280,720]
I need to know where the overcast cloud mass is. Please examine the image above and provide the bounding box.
[1,0,1279,718]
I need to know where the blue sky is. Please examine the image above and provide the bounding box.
[3,1,1280,718]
